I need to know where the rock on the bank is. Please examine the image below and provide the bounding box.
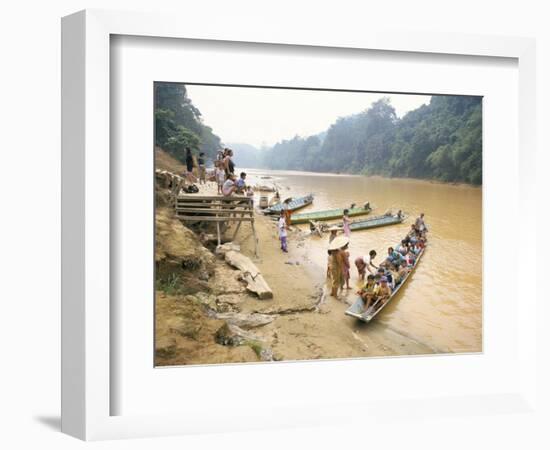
[224,250,273,299]
[215,242,241,256]
[214,312,275,329]
[215,323,264,346]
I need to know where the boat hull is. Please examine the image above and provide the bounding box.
[349,215,406,231]
[290,206,372,224]
[345,245,426,323]
[264,195,314,215]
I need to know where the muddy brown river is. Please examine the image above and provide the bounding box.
[247,168,482,354]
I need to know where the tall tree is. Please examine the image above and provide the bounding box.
[154,83,221,162]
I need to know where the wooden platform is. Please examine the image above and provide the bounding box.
[175,194,259,256]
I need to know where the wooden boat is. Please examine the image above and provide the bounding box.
[290,204,372,224]
[348,214,406,231]
[345,244,426,323]
[259,195,269,209]
[264,194,314,214]
[253,184,276,192]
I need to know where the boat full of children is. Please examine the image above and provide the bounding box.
[345,216,428,322]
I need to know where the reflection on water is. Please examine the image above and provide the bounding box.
[248,168,482,353]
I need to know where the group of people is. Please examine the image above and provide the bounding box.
[327,213,428,309]
[183,146,256,198]
[212,148,254,198]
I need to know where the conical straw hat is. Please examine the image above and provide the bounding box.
[328,235,349,251]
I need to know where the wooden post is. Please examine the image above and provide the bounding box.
[251,219,259,258]
[231,219,243,240]
[216,221,221,246]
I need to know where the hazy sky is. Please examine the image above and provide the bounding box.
[186,84,431,148]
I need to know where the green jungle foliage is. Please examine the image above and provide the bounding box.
[154,83,222,161]
[261,96,482,184]
[155,84,482,185]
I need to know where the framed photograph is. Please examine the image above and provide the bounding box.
[62,9,538,441]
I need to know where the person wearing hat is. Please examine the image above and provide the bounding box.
[327,226,341,243]
[328,235,349,297]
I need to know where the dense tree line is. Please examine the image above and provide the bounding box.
[155,85,482,185]
[261,96,482,184]
[154,83,221,161]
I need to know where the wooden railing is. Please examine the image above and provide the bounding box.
[175,194,258,256]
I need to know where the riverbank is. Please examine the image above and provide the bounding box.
[154,167,436,366]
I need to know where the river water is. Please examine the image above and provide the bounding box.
[247,168,482,354]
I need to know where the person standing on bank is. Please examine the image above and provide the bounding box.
[185,147,194,174]
[198,152,206,185]
[278,210,288,253]
[223,148,235,178]
[342,209,351,238]
[328,236,349,298]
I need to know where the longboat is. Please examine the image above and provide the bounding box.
[345,244,426,323]
[348,214,406,231]
[263,194,314,215]
[289,204,372,224]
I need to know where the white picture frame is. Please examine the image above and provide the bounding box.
[61,9,538,441]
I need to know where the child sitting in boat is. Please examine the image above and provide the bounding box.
[377,267,394,290]
[405,251,416,266]
[407,224,419,239]
[396,239,409,255]
[358,274,377,310]
[387,247,405,267]
[410,242,422,255]
[388,261,404,286]
[397,261,411,279]
[375,276,392,306]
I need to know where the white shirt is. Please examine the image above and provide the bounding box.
[215,168,225,184]
[222,179,235,196]
[278,217,287,238]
